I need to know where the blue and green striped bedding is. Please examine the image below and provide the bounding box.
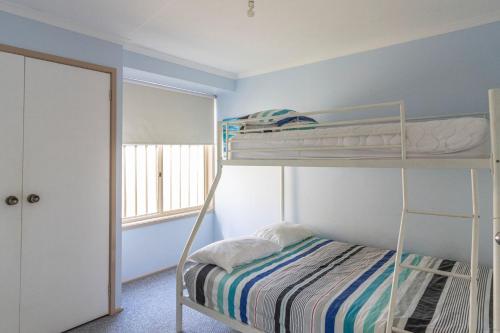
[184,237,493,333]
[222,109,317,150]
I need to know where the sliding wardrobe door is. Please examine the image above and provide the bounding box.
[0,51,24,333]
[21,58,110,333]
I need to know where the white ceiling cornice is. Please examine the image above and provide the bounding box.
[0,0,126,44]
[0,0,238,79]
[2,1,500,80]
[124,44,237,79]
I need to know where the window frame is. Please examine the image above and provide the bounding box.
[121,144,213,227]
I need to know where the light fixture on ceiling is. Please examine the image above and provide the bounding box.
[247,0,255,17]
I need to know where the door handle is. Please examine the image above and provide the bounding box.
[5,196,19,206]
[27,194,40,204]
[495,232,500,246]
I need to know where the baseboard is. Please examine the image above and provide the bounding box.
[109,307,123,316]
[122,265,177,284]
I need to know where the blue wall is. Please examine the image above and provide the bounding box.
[220,22,500,119]
[216,21,500,265]
[3,7,500,293]
[121,213,214,282]
[0,10,225,300]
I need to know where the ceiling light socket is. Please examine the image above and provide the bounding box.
[247,0,255,17]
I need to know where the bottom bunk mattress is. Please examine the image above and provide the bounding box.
[184,237,493,333]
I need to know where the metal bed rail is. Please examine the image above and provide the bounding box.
[222,100,408,161]
[221,103,490,166]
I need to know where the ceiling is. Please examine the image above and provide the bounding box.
[2,0,500,78]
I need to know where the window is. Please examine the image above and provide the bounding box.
[122,144,212,224]
[122,82,215,225]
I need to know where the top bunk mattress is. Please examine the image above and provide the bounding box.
[228,117,490,160]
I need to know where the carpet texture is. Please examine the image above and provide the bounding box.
[69,268,236,333]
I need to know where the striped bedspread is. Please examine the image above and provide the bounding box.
[184,237,493,333]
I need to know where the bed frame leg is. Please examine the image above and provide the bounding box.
[280,166,285,222]
[489,88,500,332]
[176,298,183,333]
[175,164,224,333]
[469,169,479,333]
[385,168,408,333]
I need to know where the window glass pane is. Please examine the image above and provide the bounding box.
[161,144,207,212]
[122,151,126,218]
[189,146,198,207]
[123,143,210,222]
[180,145,190,208]
[163,145,171,211]
[170,145,181,210]
[146,145,158,214]
[136,145,147,216]
[197,146,205,206]
[124,145,136,217]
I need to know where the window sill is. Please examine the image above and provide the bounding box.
[122,209,214,231]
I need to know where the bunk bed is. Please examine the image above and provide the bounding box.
[176,89,500,333]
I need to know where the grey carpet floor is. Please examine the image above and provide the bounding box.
[69,268,236,333]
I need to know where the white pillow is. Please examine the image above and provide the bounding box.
[189,236,281,273]
[254,223,314,248]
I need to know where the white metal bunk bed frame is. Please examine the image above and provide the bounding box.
[176,89,500,333]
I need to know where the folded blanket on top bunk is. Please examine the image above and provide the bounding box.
[223,109,317,143]
[184,237,493,333]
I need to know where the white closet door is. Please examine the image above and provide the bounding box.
[0,52,24,333]
[21,58,110,333]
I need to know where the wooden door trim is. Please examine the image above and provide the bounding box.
[0,43,119,315]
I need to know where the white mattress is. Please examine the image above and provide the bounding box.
[229,117,490,159]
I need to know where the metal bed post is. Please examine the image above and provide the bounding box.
[386,101,407,333]
[176,123,224,333]
[385,168,408,333]
[469,169,480,333]
[489,88,500,332]
[280,166,285,222]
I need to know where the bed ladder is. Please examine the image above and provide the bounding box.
[385,168,480,333]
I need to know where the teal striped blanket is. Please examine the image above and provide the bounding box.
[184,237,493,333]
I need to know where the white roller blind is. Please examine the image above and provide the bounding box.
[123,82,214,144]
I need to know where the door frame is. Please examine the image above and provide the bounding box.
[0,43,119,315]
